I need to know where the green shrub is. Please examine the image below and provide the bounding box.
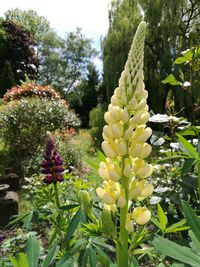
[0,97,80,176]
[89,103,107,147]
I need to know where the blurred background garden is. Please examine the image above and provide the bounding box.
[0,0,200,266]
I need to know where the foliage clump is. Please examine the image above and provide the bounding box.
[0,85,80,175]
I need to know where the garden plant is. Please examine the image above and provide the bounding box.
[0,16,200,267]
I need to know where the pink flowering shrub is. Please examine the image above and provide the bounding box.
[3,83,65,103]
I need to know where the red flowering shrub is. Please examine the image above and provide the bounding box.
[3,83,64,103]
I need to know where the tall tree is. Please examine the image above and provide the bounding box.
[0,20,39,96]
[4,8,51,41]
[4,9,97,96]
[102,0,141,102]
[0,60,15,96]
[68,63,100,127]
[140,0,200,113]
[102,0,200,117]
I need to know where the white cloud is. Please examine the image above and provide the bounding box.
[0,0,110,39]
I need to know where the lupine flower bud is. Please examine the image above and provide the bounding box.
[118,139,127,156]
[136,99,147,111]
[98,162,110,180]
[121,108,129,123]
[108,105,122,122]
[128,96,138,110]
[132,126,152,143]
[123,158,132,177]
[98,160,121,181]
[125,213,134,232]
[42,132,64,184]
[80,190,93,215]
[132,207,151,225]
[129,179,154,201]
[110,122,123,138]
[102,141,118,158]
[133,159,153,178]
[96,187,116,205]
[103,125,114,139]
[140,143,152,159]
[124,126,134,139]
[117,190,126,208]
[104,111,115,124]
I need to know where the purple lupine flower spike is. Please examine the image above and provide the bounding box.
[42,132,64,184]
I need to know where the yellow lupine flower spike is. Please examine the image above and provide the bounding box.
[97,22,153,233]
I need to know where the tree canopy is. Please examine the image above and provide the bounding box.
[102,0,200,119]
[2,9,97,97]
[0,19,39,96]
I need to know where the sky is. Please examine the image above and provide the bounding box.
[0,0,111,71]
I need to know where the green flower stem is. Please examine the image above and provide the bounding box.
[48,183,62,247]
[198,136,200,203]
[198,160,200,203]
[54,183,61,209]
[117,157,129,267]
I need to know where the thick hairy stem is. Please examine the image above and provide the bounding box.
[198,160,200,203]
[198,136,200,203]
[54,183,61,209]
[116,157,129,267]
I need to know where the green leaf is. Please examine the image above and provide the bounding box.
[165,218,189,233]
[9,256,20,267]
[23,210,33,229]
[41,243,59,267]
[16,253,29,267]
[56,255,73,267]
[78,249,89,267]
[151,216,161,229]
[162,74,180,86]
[9,253,29,267]
[181,200,200,243]
[174,57,188,64]
[182,49,193,61]
[65,208,83,240]
[182,159,196,174]
[171,264,185,267]
[6,212,31,229]
[95,246,110,267]
[176,133,198,158]
[198,135,200,157]
[26,236,40,267]
[157,204,168,232]
[189,230,200,254]
[84,158,99,171]
[88,246,97,267]
[97,149,106,163]
[60,204,79,211]
[56,257,74,267]
[152,235,200,266]
[130,255,140,267]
